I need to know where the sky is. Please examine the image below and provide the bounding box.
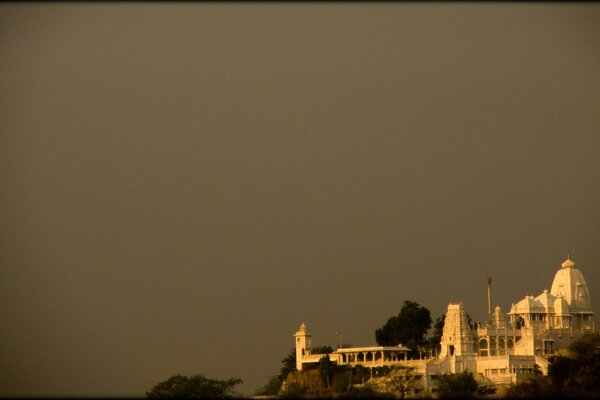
[1,3,600,397]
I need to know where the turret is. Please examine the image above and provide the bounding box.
[293,323,312,370]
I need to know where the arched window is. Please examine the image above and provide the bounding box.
[516,316,525,329]
[490,338,497,356]
[479,338,488,356]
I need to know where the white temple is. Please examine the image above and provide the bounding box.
[292,256,595,394]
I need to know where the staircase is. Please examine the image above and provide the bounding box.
[534,355,550,375]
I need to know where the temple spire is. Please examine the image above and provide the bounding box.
[487,277,492,322]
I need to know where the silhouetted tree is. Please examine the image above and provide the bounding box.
[569,332,600,363]
[428,313,445,353]
[384,366,422,399]
[375,301,432,356]
[505,376,560,399]
[278,348,297,381]
[253,375,282,396]
[436,370,478,399]
[312,345,334,354]
[280,382,306,398]
[548,332,600,390]
[146,374,242,399]
[319,355,333,389]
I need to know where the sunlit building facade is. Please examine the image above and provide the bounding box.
[292,256,595,393]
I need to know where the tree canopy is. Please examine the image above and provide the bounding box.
[568,331,600,362]
[548,332,600,390]
[427,314,445,353]
[312,345,334,354]
[436,370,478,399]
[278,348,297,382]
[384,366,422,399]
[253,375,282,397]
[319,355,333,389]
[375,300,432,351]
[146,374,242,399]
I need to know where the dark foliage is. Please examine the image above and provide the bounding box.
[319,355,333,389]
[278,348,297,382]
[428,313,445,352]
[375,300,432,352]
[146,374,242,399]
[548,332,600,390]
[505,376,562,399]
[385,366,422,399]
[346,384,395,398]
[253,375,282,396]
[312,345,334,354]
[436,370,478,399]
[280,382,306,398]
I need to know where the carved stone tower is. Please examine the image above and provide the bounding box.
[440,303,476,357]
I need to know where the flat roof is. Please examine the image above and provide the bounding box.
[333,345,410,353]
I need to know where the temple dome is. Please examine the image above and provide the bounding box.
[511,296,544,314]
[550,256,592,312]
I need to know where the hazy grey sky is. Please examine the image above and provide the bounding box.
[1,3,599,397]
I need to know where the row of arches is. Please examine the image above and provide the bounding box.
[478,336,516,356]
[340,351,407,364]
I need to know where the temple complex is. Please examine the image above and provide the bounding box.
[291,255,595,394]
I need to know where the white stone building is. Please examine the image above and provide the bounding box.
[292,256,595,393]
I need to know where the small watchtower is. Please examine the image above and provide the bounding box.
[293,323,312,370]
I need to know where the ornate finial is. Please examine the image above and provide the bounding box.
[561,253,575,269]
